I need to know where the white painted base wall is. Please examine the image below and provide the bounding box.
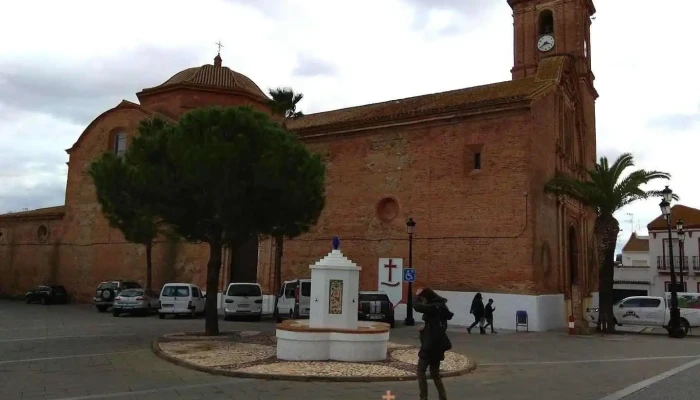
[276,322,390,361]
[393,290,568,332]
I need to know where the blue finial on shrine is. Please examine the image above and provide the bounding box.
[332,236,340,250]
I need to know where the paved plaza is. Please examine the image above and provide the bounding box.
[2,300,700,400]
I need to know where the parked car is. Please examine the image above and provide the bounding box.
[25,285,69,305]
[586,294,700,336]
[112,289,160,317]
[158,283,206,319]
[275,279,311,322]
[358,290,395,328]
[93,280,142,312]
[224,283,263,321]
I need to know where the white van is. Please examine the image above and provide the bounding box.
[223,282,263,321]
[275,279,311,322]
[158,283,206,319]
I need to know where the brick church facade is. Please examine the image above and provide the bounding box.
[0,0,598,331]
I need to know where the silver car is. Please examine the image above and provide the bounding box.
[112,289,160,317]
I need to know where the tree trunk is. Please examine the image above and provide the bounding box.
[273,234,284,294]
[594,214,619,334]
[145,241,153,291]
[205,241,223,336]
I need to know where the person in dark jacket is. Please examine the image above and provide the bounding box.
[413,287,453,400]
[467,292,486,334]
[484,298,497,334]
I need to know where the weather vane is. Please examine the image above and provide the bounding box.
[215,41,224,55]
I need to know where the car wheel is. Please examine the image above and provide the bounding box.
[112,310,120,317]
[224,315,233,321]
[289,309,294,320]
[25,297,31,304]
[40,297,46,305]
[253,314,262,322]
[97,306,108,313]
[190,310,196,319]
[158,313,165,319]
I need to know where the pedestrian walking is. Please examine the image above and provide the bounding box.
[413,287,454,400]
[467,292,485,334]
[483,298,497,334]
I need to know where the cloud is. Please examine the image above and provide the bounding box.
[0,46,204,125]
[647,110,700,132]
[401,0,497,35]
[292,54,337,78]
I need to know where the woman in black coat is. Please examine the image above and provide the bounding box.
[467,292,485,334]
[413,287,453,400]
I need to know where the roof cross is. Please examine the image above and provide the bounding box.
[215,41,224,55]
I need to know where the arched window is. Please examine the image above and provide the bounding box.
[113,131,127,157]
[538,10,554,35]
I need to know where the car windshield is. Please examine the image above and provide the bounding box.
[162,286,190,297]
[359,293,389,302]
[119,290,144,297]
[301,282,311,297]
[98,282,119,290]
[227,284,261,297]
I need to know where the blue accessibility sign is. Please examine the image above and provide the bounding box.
[403,268,416,282]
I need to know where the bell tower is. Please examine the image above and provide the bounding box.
[508,0,595,82]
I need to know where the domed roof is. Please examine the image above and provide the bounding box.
[145,55,268,100]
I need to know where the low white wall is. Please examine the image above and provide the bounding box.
[393,290,567,332]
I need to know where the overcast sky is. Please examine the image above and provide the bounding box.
[1,0,698,253]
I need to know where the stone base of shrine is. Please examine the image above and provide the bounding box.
[276,319,390,362]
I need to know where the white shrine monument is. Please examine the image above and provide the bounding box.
[276,236,391,362]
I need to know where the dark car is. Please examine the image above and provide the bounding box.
[93,280,142,312]
[25,285,68,305]
[358,291,395,328]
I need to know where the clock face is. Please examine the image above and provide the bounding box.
[538,35,555,52]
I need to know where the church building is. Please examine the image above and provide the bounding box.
[0,0,598,331]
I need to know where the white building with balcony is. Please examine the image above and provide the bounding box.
[647,205,700,295]
[614,233,652,302]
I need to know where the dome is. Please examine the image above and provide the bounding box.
[145,55,268,100]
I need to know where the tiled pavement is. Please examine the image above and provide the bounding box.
[2,301,700,400]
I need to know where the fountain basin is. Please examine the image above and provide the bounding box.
[276,319,390,362]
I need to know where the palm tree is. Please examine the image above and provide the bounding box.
[268,87,305,297]
[545,153,674,333]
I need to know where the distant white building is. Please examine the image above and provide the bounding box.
[647,205,700,296]
[614,233,652,302]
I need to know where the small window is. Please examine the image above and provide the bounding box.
[640,298,661,308]
[162,286,190,297]
[474,152,482,170]
[227,284,262,297]
[301,282,311,297]
[120,289,144,297]
[620,298,642,308]
[359,293,390,302]
[114,132,127,157]
[192,287,200,297]
[98,282,119,290]
[284,284,295,298]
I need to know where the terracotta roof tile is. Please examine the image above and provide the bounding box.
[0,206,65,221]
[647,204,700,231]
[143,64,267,100]
[622,233,649,252]
[287,77,554,132]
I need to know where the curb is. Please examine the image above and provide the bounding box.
[151,335,477,383]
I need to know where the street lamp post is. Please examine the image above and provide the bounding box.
[660,186,683,338]
[677,219,685,289]
[404,217,416,326]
